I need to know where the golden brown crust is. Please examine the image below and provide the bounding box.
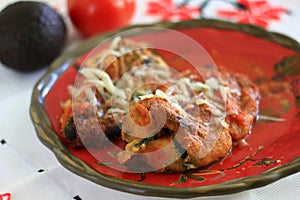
[224,73,260,141]
[120,97,233,172]
[59,38,260,172]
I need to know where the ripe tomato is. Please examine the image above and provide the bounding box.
[67,0,135,37]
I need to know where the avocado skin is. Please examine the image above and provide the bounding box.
[0,1,67,72]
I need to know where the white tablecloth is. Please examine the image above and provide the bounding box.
[0,0,300,199]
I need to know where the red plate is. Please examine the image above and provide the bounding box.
[31,19,300,198]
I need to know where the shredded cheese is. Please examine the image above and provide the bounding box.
[74,36,228,131]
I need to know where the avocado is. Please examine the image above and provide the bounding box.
[0,1,67,72]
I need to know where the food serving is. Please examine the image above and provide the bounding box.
[60,37,260,173]
[31,19,300,197]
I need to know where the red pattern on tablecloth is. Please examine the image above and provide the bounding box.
[146,0,200,20]
[145,0,288,28]
[0,193,11,200]
[217,0,287,27]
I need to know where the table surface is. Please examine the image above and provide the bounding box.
[0,0,300,199]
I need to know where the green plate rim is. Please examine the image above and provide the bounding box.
[30,19,300,198]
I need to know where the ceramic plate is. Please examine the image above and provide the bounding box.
[30,19,300,198]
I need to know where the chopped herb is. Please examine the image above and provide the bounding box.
[279,99,291,113]
[138,173,146,182]
[171,174,188,185]
[253,158,277,166]
[224,146,264,170]
[134,136,157,148]
[295,96,300,108]
[274,54,300,77]
[186,174,206,181]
